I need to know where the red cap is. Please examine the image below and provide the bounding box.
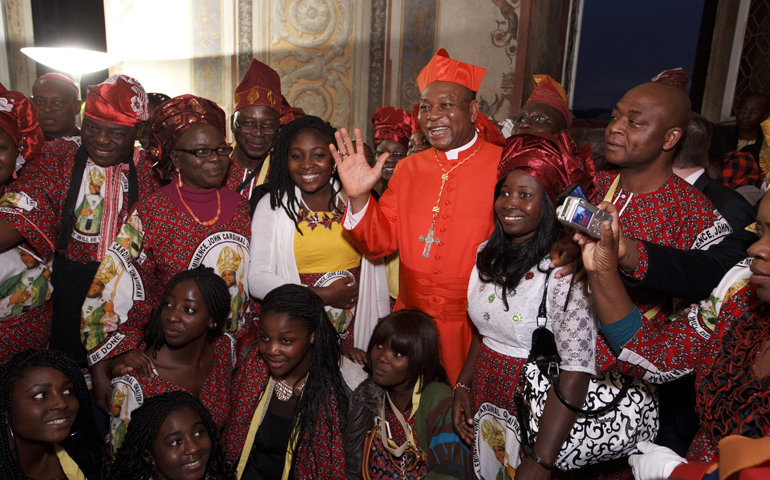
[416,49,486,93]
[372,106,412,148]
[37,73,79,95]
[234,59,283,115]
[651,68,689,91]
[498,132,595,204]
[85,75,148,127]
[279,96,305,126]
[0,84,45,166]
[525,75,572,128]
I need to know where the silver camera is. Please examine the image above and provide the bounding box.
[555,196,613,239]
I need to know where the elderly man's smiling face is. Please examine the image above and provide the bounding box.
[418,81,479,152]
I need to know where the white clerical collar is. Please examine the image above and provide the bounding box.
[683,168,706,186]
[444,132,478,160]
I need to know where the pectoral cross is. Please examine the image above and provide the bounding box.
[419,227,440,258]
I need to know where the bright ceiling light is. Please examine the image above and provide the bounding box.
[21,47,120,75]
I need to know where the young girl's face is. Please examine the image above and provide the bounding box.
[11,366,79,445]
[161,279,212,347]
[258,311,314,380]
[287,129,335,196]
[370,339,409,389]
[494,169,544,244]
[150,407,211,480]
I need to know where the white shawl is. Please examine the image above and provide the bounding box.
[248,185,390,350]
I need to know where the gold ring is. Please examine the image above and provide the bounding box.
[340,152,348,157]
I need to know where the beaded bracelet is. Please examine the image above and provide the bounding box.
[452,382,470,396]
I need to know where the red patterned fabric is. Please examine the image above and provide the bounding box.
[525,75,572,128]
[234,59,283,114]
[0,301,52,363]
[651,68,689,91]
[720,151,765,189]
[0,138,158,262]
[224,349,349,479]
[298,266,360,352]
[223,157,270,198]
[279,96,305,126]
[0,84,45,163]
[499,132,596,204]
[146,95,226,166]
[416,49,486,93]
[125,334,235,429]
[591,171,721,373]
[372,106,412,148]
[85,75,148,127]
[471,343,526,414]
[82,186,256,363]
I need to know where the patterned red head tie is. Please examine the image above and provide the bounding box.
[475,112,506,147]
[0,83,45,167]
[498,132,596,204]
[416,48,486,93]
[525,74,572,129]
[279,95,305,126]
[146,94,227,164]
[651,68,689,91]
[85,74,148,127]
[372,106,412,148]
[234,59,283,115]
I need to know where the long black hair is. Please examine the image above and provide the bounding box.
[267,115,341,233]
[144,265,230,354]
[476,171,560,309]
[260,284,349,461]
[0,349,105,480]
[367,309,447,393]
[108,391,234,480]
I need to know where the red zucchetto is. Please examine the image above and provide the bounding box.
[234,59,283,115]
[85,75,149,127]
[0,83,45,168]
[651,68,689,91]
[525,75,572,128]
[372,106,412,148]
[498,132,595,204]
[416,49,486,93]
[146,94,226,164]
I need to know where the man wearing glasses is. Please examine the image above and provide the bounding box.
[510,74,571,136]
[226,59,284,200]
[31,73,82,140]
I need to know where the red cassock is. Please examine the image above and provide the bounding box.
[344,134,502,383]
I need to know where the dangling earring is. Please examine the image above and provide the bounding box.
[69,429,80,437]
[177,172,183,188]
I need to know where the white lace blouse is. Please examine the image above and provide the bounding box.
[467,252,598,374]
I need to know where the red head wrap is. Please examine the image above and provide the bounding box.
[651,68,689,91]
[234,59,283,115]
[475,112,506,147]
[525,75,572,129]
[416,49,486,93]
[0,83,45,168]
[85,75,148,127]
[279,96,305,126]
[372,106,412,148]
[146,94,227,164]
[498,132,595,204]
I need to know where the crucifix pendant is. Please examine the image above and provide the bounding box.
[419,226,440,258]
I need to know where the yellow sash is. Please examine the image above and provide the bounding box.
[235,376,300,480]
[55,443,87,480]
[382,377,422,451]
[256,153,270,187]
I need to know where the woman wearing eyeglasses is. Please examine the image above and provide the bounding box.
[82,95,257,412]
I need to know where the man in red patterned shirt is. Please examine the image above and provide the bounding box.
[0,75,158,366]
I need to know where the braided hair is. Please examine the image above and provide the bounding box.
[260,284,348,461]
[108,391,235,480]
[476,172,560,310]
[267,115,341,233]
[144,265,231,354]
[0,349,105,480]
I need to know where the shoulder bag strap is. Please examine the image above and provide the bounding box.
[56,146,89,252]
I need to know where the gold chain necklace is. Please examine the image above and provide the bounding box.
[418,140,485,258]
[274,375,307,401]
